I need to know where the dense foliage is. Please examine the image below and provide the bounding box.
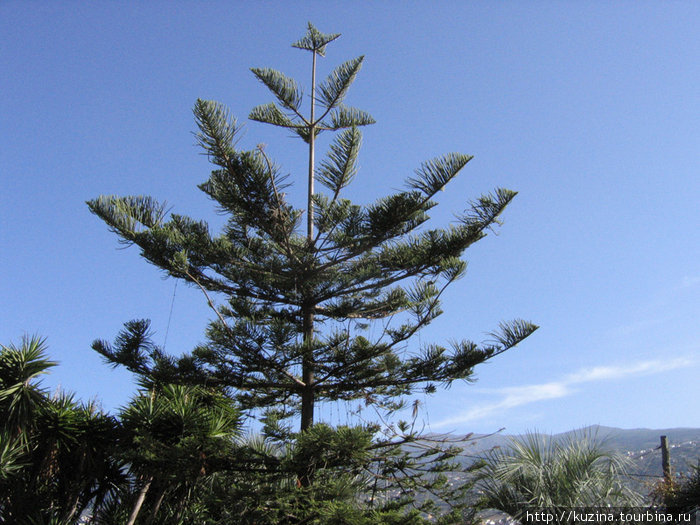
[0,338,242,525]
[4,339,687,523]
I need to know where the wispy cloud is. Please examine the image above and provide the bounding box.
[432,357,694,429]
[563,358,693,384]
[681,275,700,289]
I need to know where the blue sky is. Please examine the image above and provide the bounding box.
[2,2,698,435]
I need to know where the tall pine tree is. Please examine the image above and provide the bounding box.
[89,23,537,518]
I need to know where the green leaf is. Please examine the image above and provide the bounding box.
[92,319,156,373]
[0,431,26,480]
[172,250,189,273]
[406,153,473,196]
[317,56,364,109]
[289,125,322,144]
[86,195,168,243]
[249,102,298,128]
[0,336,55,436]
[460,187,518,228]
[291,22,340,56]
[317,127,362,194]
[486,319,539,352]
[324,105,376,130]
[250,68,303,112]
[193,99,240,165]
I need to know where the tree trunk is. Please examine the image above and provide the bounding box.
[126,475,152,525]
[307,49,317,241]
[143,482,167,525]
[299,46,318,451]
[299,298,315,487]
[62,450,87,523]
[300,305,315,434]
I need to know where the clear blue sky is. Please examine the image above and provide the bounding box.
[2,2,698,435]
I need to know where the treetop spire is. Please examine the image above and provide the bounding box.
[291,22,340,56]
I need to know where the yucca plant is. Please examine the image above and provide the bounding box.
[0,336,55,441]
[116,383,241,525]
[0,431,25,481]
[0,338,126,524]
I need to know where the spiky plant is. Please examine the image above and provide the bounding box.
[0,339,126,524]
[0,336,55,441]
[477,430,641,519]
[117,383,240,525]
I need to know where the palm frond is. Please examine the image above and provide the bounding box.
[477,430,641,516]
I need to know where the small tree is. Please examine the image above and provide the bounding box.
[655,461,700,513]
[89,23,536,519]
[91,320,242,525]
[117,383,241,525]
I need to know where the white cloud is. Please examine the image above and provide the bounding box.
[432,357,695,429]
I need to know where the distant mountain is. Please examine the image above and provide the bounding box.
[555,425,700,457]
[446,425,700,461]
